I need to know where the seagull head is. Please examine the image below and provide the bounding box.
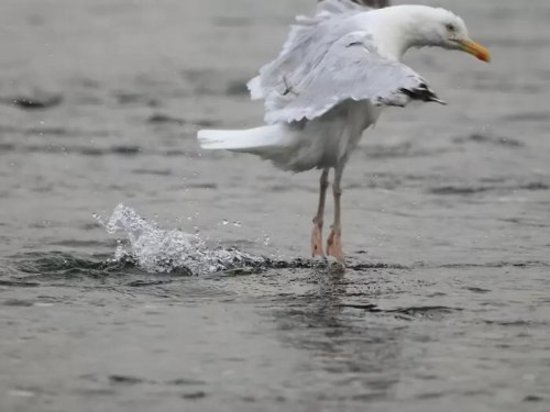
[411,7,491,63]
[371,6,491,63]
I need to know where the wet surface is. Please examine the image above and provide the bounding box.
[0,0,549,411]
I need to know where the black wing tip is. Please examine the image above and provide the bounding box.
[430,97,447,105]
[399,85,446,105]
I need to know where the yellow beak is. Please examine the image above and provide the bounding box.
[457,39,491,62]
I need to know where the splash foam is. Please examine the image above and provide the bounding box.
[95,204,264,274]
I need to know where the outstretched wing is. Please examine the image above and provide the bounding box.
[247,0,371,100]
[264,32,444,124]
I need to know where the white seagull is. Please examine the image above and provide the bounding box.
[198,0,490,263]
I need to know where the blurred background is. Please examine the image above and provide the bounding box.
[0,1,548,411]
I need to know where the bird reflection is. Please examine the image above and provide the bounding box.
[270,267,405,400]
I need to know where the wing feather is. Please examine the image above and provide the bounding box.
[248,0,442,124]
[247,0,370,100]
[264,32,443,124]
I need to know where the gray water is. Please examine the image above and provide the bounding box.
[1,0,549,411]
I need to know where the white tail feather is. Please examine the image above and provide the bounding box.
[197,124,294,152]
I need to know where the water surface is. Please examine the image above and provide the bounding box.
[0,0,549,411]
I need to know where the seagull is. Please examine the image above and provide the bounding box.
[198,0,490,264]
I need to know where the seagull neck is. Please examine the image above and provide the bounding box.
[367,6,432,61]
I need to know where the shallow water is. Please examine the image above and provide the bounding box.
[0,0,549,411]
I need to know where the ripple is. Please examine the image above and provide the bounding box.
[452,133,524,147]
[429,186,491,195]
[0,93,63,110]
[505,112,550,123]
[336,304,462,320]
[131,168,172,176]
[0,279,40,288]
[181,391,207,400]
[429,182,549,196]
[109,375,145,385]
[110,145,140,156]
[147,114,186,125]
[387,305,461,317]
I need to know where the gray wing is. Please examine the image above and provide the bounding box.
[247,0,370,100]
[263,32,443,124]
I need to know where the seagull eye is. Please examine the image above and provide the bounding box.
[446,23,456,33]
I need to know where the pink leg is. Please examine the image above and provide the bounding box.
[326,164,345,263]
[311,169,329,257]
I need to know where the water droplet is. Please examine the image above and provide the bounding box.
[222,219,229,225]
[263,235,271,246]
[99,204,264,275]
[232,221,241,227]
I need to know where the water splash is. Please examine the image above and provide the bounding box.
[95,204,265,275]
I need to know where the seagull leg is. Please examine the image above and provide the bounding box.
[311,168,330,257]
[327,164,345,263]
